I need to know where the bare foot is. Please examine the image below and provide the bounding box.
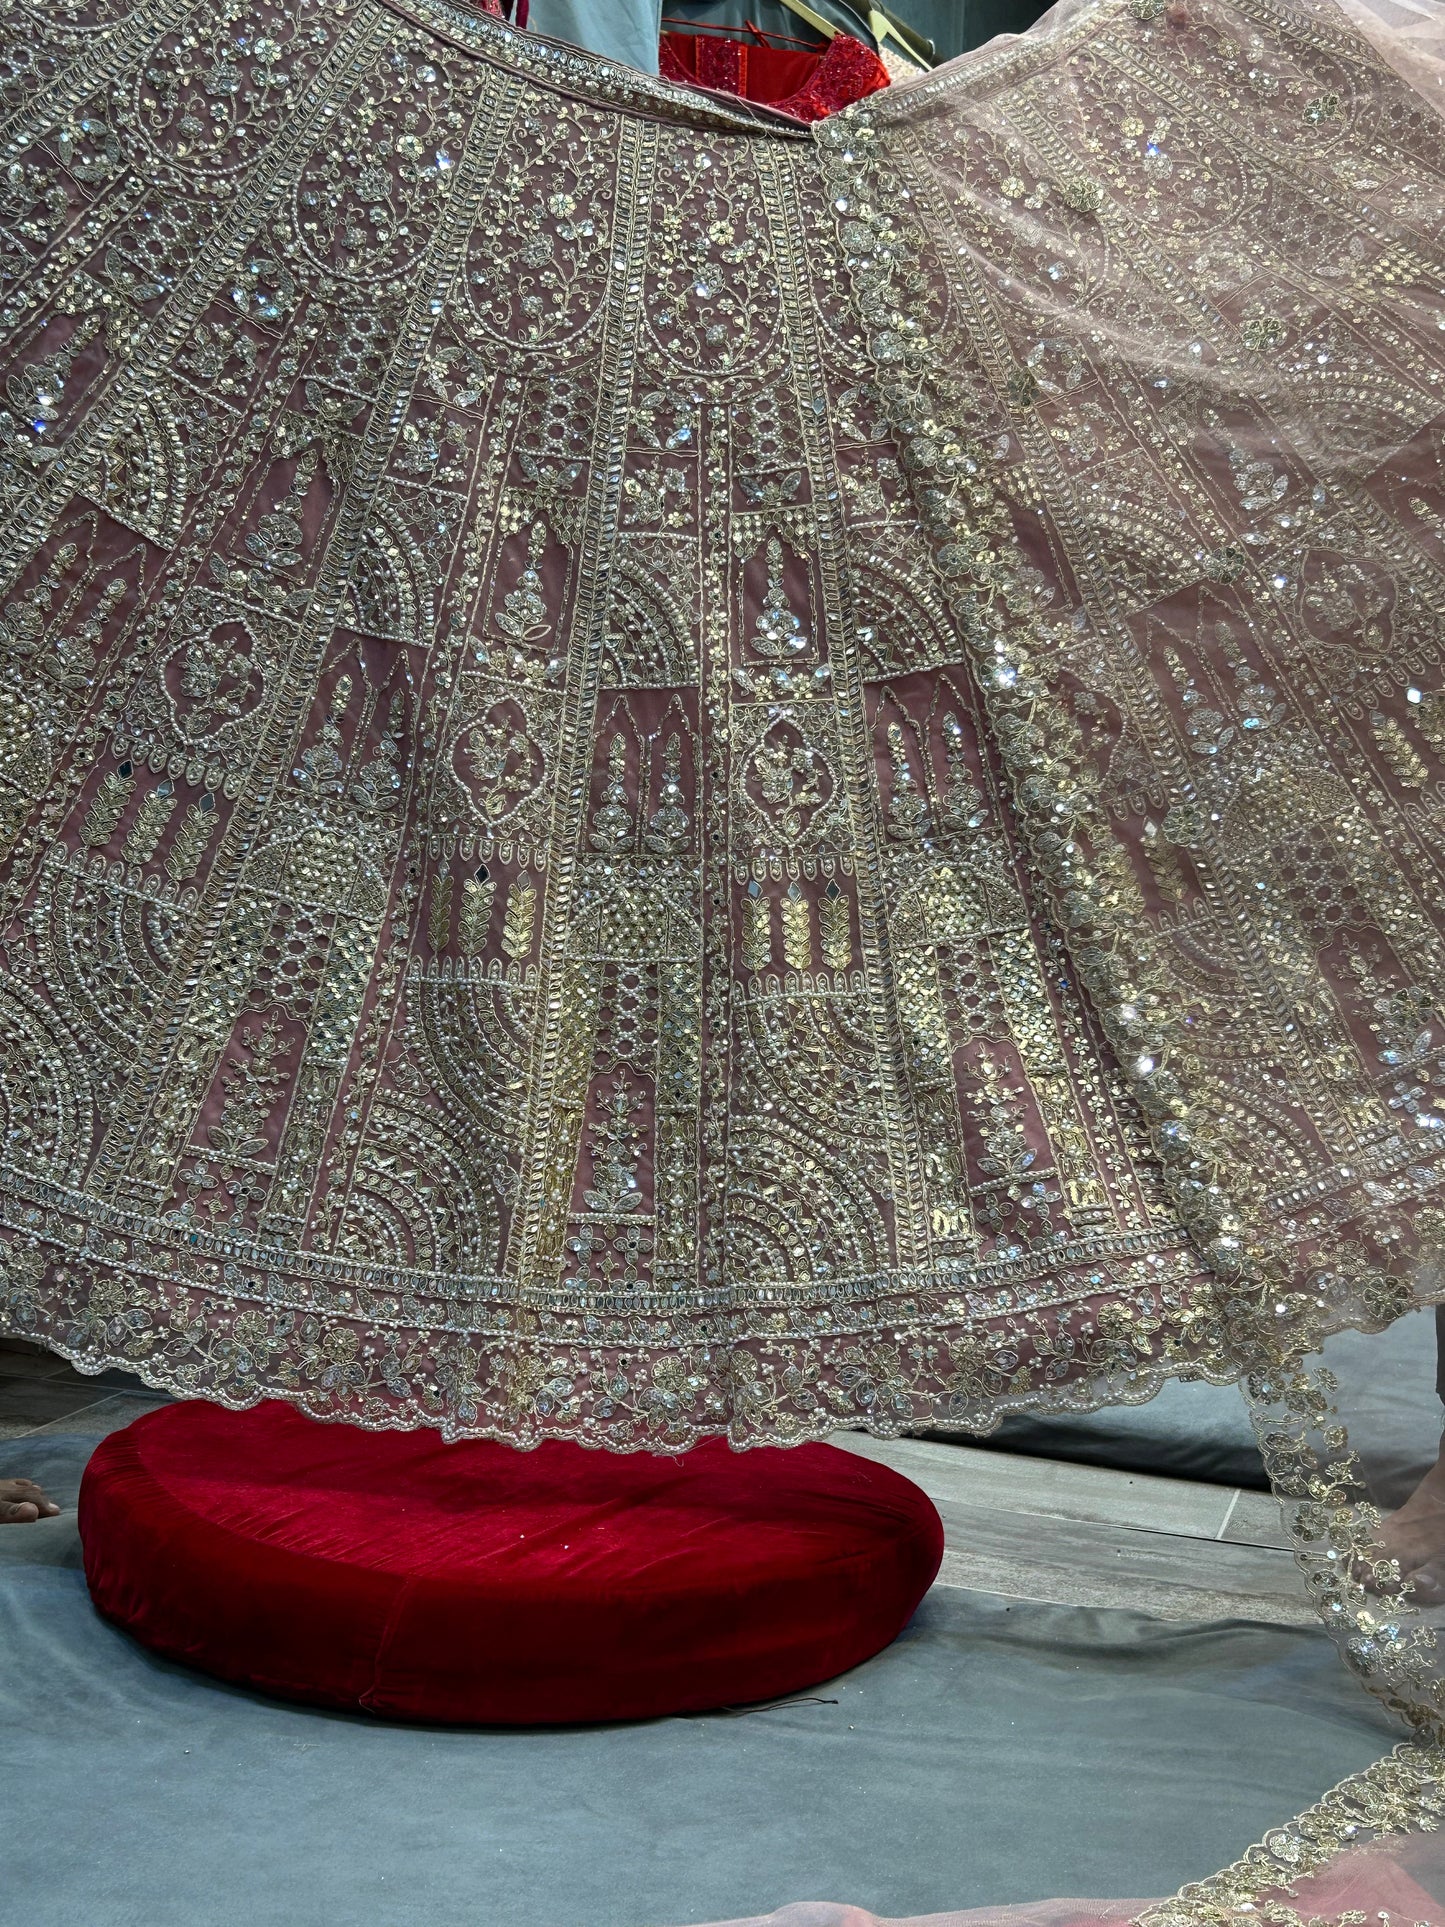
[0,1477,59,1524]
[1372,1446,1445,1602]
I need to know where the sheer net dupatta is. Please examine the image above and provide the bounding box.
[684,1904,1156,1926]
[673,1754,1445,1924]
[684,1821,1445,1924]
[691,1842,1445,1926]
[812,0,1445,1914]
[1338,0,1445,99]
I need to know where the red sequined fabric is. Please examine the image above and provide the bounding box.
[659,28,889,120]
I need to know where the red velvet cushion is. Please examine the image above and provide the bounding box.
[78,1402,943,1724]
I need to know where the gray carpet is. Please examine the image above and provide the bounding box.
[1,1436,1402,1927]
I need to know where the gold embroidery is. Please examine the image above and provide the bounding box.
[0,0,1436,1573]
[501,873,536,963]
[428,875,454,954]
[458,866,495,955]
[820,880,852,973]
[165,792,218,884]
[80,764,133,848]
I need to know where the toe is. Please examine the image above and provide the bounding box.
[0,1479,59,1518]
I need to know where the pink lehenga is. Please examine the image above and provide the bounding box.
[2,0,1445,1912]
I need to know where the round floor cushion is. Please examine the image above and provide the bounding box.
[79,1401,943,1724]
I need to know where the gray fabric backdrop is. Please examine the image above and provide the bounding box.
[527,0,663,71]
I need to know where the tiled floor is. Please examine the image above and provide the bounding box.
[0,1334,173,1441]
[835,1429,1306,1625]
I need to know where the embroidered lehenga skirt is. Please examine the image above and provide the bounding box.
[3,0,1445,1831]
